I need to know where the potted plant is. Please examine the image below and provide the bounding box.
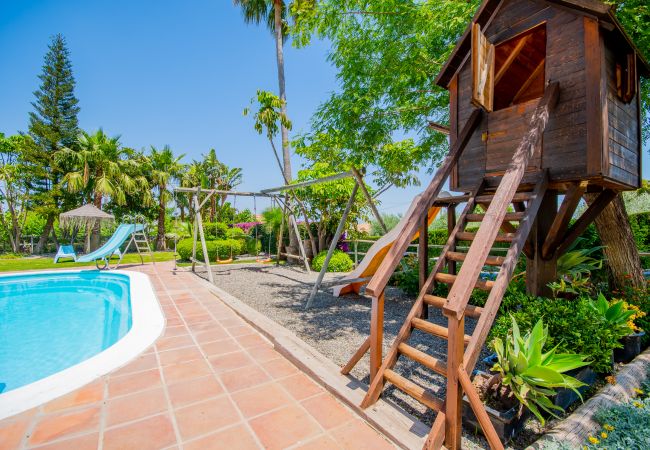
[463,317,589,442]
[588,293,642,364]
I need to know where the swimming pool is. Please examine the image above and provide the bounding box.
[0,270,164,419]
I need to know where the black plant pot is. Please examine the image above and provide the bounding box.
[614,332,646,364]
[462,397,529,443]
[552,366,596,411]
[461,372,529,443]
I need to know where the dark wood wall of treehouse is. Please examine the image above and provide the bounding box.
[447,0,642,193]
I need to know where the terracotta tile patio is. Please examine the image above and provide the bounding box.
[0,262,395,450]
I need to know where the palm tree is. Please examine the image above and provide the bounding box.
[181,160,205,220]
[233,0,292,184]
[148,145,185,250]
[201,149,224,222]
[57,129,145,250]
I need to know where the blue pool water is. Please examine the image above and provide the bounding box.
[0,272,132,393]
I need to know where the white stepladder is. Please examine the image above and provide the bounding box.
[120,214,156,268]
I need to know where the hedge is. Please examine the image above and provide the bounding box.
[177,238,243,261]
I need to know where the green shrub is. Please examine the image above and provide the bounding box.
[584,384,650,449]
[176,238,243,261]
[312,249,353,272]
[490,296,620,373]
[226,227,246,239]
[203,222,228,239]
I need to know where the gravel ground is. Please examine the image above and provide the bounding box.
[193,262,544,449]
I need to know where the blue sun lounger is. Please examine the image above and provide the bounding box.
[53,245,77,263]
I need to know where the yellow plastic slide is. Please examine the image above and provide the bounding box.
[333,194,442,297]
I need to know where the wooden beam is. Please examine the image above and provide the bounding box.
[444,84,559,320]
[541,181,588,259]
[556,189,618,256]
[444,315,465,450]
[511,58,545,105]
[458,368,504,450]
[428,121,451,135]
[341,336,370,375]
[366,108,483,297]
[369,292,385,384]
[494,34,531,85]
[351,167,388,234]
[419,213,429,319]
[424,413,446,450]
[260,171,353,193]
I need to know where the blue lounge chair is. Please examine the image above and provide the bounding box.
[54,245,77,263]
[77,223,147,269]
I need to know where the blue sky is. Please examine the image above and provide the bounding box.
[1,0,648,216]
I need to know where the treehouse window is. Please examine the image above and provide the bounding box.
[492,24,546,110]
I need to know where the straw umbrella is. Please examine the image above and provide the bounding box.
[59,204,115,252]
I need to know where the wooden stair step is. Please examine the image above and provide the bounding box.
[411,317,471,344]
[384,369,444,411]
[398,343,448,376]
[423,294,483,319]
[446,251,505,266]
[434,272,494,291]
[466,212,524,222]
[456,231,515,243]
[475,191,534,203]
[433,194,471,205]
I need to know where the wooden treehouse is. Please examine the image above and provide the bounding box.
[343,0,647,448]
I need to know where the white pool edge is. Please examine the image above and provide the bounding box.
[0,269,165,420]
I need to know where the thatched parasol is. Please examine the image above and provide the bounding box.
[59,204,115,230]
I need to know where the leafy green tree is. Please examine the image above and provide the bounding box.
[217,166,244,219]
[26,34,81,253]
[0,134,33,252]
[148,146,185,250]
[233,0,293,183]
[201,149,223,221]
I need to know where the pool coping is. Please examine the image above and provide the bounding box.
[0,269,165,420]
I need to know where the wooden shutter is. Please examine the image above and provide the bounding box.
[616,53,637,103]
[471,23,495,112]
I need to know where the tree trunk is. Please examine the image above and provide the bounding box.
[157,188,166,251]
[273,0,299,251]
[90,192,102,251]
[35,214,55,254]
[584,192,645,290]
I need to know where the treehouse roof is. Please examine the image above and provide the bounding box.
[435,0,650,88]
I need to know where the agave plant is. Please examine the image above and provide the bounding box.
[556,238,604,279]
[491,317,590,424]
[589,293,636,338]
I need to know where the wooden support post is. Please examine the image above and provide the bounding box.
[341,336,370,375]
[526,190,558,297]
[306,182,359,308]
[351,167,388,234]
[419,212,429,319]
[194,196,214,284]
[369,291,385,383]
[541,181,588,259]
[191,197,199,274]
[444,314,465,450]
[289,214,311,273]
[276,197,288,266]
[447,205,457,275]
[458,367,504,450]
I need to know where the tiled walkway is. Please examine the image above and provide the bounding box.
[0,263,395,450]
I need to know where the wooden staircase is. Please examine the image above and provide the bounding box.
[342,83,559,449]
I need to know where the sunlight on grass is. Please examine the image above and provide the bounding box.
[0,252,176,272]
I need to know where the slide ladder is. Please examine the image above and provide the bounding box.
[344,83,559,449]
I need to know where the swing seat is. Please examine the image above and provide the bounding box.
[216,258,233,264]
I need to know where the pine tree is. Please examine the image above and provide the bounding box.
[26,34,80,253]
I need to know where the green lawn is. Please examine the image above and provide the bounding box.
[0,252,176,272]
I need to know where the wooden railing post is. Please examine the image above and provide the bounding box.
[445,314,465,450]
[447,205,457,275]
[419,213,429,319]
[369,291,385,382]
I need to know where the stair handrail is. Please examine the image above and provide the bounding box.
[365,108,483,297]
[443,82,560,320]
